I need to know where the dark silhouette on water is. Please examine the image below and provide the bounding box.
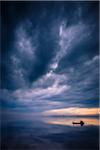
[72,120,84,126]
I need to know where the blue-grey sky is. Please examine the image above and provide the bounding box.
[1,1,99,116]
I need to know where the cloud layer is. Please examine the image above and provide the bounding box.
[1,1,99,117]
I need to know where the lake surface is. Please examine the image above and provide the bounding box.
[1,116,99,150]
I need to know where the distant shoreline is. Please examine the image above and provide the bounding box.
[45,115,99,118]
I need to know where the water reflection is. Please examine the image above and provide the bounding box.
[1,116,99,150]
[44,117,99,126]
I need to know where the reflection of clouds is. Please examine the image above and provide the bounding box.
[45,117,99,126]
[2,116,99,150]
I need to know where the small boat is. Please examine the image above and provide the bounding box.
[72,120,84,126]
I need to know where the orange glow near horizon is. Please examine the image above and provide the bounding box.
[45,117,99,126]
[43,107,100,116]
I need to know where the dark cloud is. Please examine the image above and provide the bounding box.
[1,1,99,113]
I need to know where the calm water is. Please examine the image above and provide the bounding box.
[1,116,99,150]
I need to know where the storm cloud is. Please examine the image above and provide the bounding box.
[1,1,99,116]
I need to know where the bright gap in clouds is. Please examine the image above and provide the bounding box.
[1,1,99,117]
[1,2,99,150]
[43,107,100,117]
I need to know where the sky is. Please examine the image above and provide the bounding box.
[1,1,99,118]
